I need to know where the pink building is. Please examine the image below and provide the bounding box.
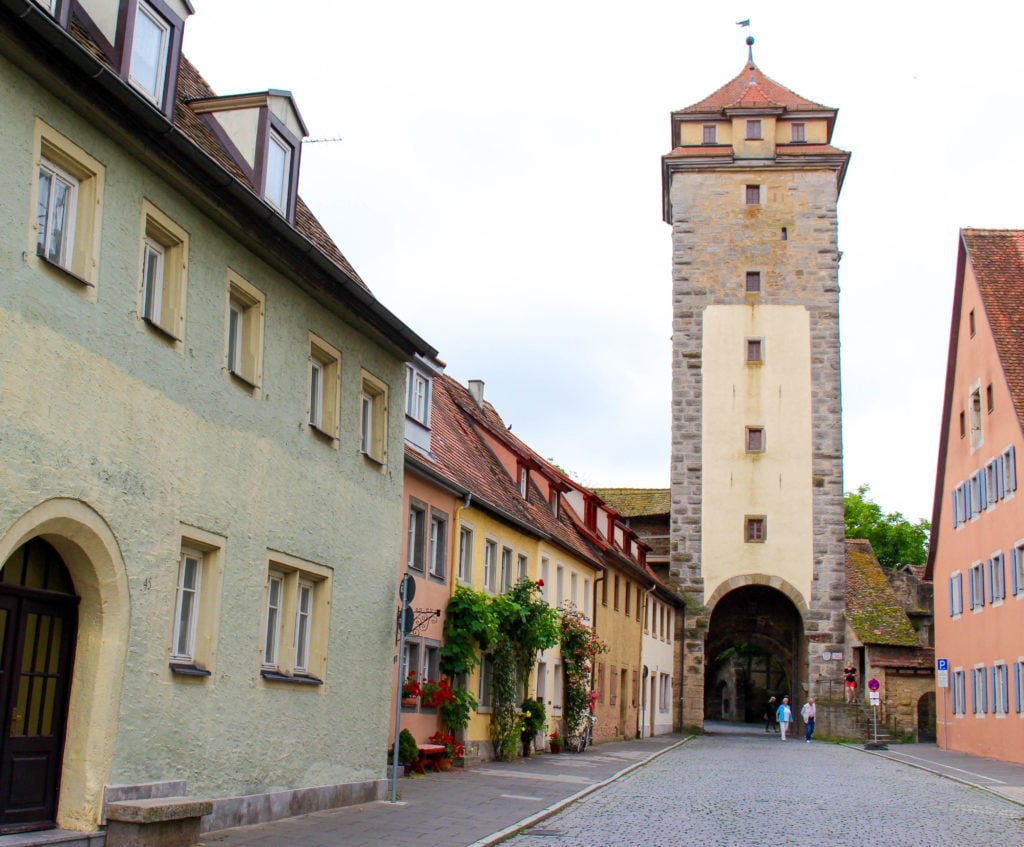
[927,229,1024,764]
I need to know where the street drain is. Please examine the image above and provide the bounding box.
[525,828,564,837]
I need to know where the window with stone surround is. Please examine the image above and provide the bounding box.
[746,338,763,364]
[745,271,761,293]
[745,516,766,543]
[746,426,765,453]
[745,184,761,205]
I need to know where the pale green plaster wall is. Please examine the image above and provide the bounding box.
[0,53,407,809]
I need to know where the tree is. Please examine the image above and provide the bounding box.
[844,485,929,569]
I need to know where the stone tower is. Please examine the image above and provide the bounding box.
[661,43,850,729]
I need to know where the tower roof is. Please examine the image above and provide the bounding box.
[675,63,835,116]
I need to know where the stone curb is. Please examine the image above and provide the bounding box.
[843,744,1024,808]
[465,736,697,847]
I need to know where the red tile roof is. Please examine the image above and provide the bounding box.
[675,64,833,115]
[962,229,1024,425]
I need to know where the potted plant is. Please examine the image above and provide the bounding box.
[427,731,465,770]
[520,698,547,757]
[402,672,422,707]
[549,731,563,754]
[421,677,456,709]
[389,728,421,776]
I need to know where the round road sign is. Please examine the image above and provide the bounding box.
[868,678,880,692]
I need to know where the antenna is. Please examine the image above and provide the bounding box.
[302,136,343,144]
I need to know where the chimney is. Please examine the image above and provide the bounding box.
[468,379,485,409]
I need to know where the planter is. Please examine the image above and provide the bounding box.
[401,697,418,708]
[549,743,561,754]
[437,757,453,771]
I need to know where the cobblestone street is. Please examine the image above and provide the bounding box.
[501,725,1024,847]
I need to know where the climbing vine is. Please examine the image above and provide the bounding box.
[438,585,494,732]
[560,604,607,736]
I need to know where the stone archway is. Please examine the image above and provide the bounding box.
[705,581,806,723]
[917,691,937,742]
[0,499,129,832]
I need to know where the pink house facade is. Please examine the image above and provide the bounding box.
[928,229,1024,764]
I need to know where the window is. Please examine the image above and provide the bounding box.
[261,553,331,682]
[745,516,766,543]
[571,571,579,607]
[745,184,761,205]
[33,0,59,14]
[138,202,188,342]
[597,662,606,704]
[989,553,1005,604]
[790,122,805,142]
[613,574,620,610]
[959,411,966,439]
[601,573,608,606]
[625,581,631,617]
[583,578,591,618]
[969,309,976,337]
[402,640,421,701]
[264,130,292,214]
[226,271,265,391]
[540,556,550,603]
[478,654,494,709]
[609,665,618,705]
[1003,445,1017,495]
[746,119,762,140]
[406,367,431,425]
[781,227,788,241]
[458,526,473,585]
[171,548,202,665]
[969,562,985,610]
[746,426,765,453]
[519,468,529,497]
[659,673,671,712]
[1015,662,1024,714]
[406,501,426,571]
[556,564,565,607]
[308,334,341,440]
[129,1,171,106]
[993,663,1009,716]
[429,512,447,579]
[948,571,963,616]
[969,387,983,449]
[483,539,498,593]
[1012,543,1024,596]
[971,666,989,714]
[31,120,105,286]
[745,271,761,293]
[421,643,440,689]
[746,338,763,364]
[702,124,717,144]
[987,384,995,414]
[501,547,514,591]
[952,669,966,715]
[359,370,388,464]
[517,553,529,583]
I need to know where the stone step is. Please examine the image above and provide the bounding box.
[0,830,104,847]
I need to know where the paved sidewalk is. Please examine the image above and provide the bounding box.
[198,734,686,847]
[856,741,1024,805]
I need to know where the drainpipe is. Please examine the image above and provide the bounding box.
[590,571,606,698]
[637,584,656,738]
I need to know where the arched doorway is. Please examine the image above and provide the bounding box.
[917,691,937,742]
[705,585,805,723]
[0,538,79,834]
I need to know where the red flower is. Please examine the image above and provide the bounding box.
[536,579,545,587]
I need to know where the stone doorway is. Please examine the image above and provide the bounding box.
[917,691,937,742]
[705,586,805,723]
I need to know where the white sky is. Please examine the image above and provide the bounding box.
[183,1,1024,524]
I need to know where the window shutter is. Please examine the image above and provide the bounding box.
[980,467,988,509]
[948,577,955,617]
[1002,666,1010,714]
[997,457,1005,499]
[968,570,975,609]
[950,491,959,528]
[1012,548,1019,596]
[983,668,989,713]
[987,559,994,604]
[1009,446,1018,491]
[1016,664,1022,714]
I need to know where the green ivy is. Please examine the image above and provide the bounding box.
[440,585,496,676]
[560,604,607,736]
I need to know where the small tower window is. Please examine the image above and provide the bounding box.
[745,185,761,205]
[745,426,765,453]
[987,384,994,414]
[745,516,766,543]
[702,125,717,145]
[781,227,788,240]
[969,309,976,337]
[746,338,763,364]
[746,119,762,140]
[790,122,806,143]
[745,271,761,293]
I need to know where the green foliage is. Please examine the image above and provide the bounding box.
[520,698,547,736]
[438,685,477,733]
[488,639,521,761]
[440,585,496,676]
[560,604,607,736]
[844,485,930,569]
[394,728,419,764]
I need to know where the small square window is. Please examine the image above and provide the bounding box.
[746,338,763,364]
[746,426,765,453]
[745,516,766,543]
[745,184,761,205]
[359,370,389,465]
[139,201,188,343]
[790,122,806,143]
[746,271,761,293]
[702,124,717,144]
[226,271,265,392]
[746,119,762,140]
[308,334,341,441]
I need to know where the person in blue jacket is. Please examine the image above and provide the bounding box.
[776,696,793,741]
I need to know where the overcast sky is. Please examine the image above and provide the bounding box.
[183,1,1024,524]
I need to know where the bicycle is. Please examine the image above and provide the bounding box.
[571,712,596,753]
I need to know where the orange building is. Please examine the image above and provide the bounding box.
[927,229,1024,764]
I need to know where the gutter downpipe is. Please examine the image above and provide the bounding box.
[638,583,656,739]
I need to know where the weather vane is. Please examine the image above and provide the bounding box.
[737,18,755,68]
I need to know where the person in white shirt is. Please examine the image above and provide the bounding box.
[801,697,816,742]
[775,696,793,741]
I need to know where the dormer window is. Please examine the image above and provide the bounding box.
[702,125,717,145]
[129,2,171,106]
[790,122,806,142]
[264,130,292,214]
[746,119,762,140]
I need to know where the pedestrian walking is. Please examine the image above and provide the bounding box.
[776,696,793,741]
[844,662,857,703]
[764,695,777,733]
[801,697,816,742]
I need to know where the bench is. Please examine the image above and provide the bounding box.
[104,796,212,847]
[417,742,447,772]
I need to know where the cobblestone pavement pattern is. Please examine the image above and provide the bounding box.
[502,730,1024,847]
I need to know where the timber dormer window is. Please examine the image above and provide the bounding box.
[188,90,307,223]
[121,0,190,113]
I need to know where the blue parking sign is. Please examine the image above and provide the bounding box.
[937,658,949,671]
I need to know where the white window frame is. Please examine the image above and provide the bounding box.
[170,547,202,663]
[1013,543,1024,597]
[263,571,284,670]
[1015,661,1024,715]
[972,665,989,715]
[993,662,1009,716]
[949,571,963,617]
[407,502,426,571]
[990,552,1006,604]
[501,546,513,591]
[969,562,985,611]
[309,358,324,429]
[517,552,529,583]
[952,669,966,715]
[483,539,498,593]
[458,526,473,586]
[406,367,431,425]
[128,1,171,106]
[141,236,165,324]
[294,579,314,673]
[36,157,78,269]
[429,512,447,579]
[541,556,551,604]
[264,129,292,214]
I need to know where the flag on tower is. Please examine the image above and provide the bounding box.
[737,19,750,27]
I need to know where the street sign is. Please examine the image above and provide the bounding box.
[868,678,880,692]
[869,691,880,706]
[937,658,949,689]
[401,573,416,606]
[937,658,949,671]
